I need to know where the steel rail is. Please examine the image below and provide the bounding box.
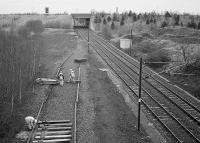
[74,65,81,143]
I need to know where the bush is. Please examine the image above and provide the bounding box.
[120,19,125,26]
[18,25,29,37]
[164,11,171,18]
[144,49,171,68]
[161,21,168,28]
[146,19,150,25]
[102,25,112,40]
[111,21,115,30]
[103,18,107,25]
[94,15,101,23]
[198,22,200,29]
[45,21,61,28]
[173,14,180,25]
[187,21,197,29]
[45,21,72,29]
[107,16,111,22]
[25,20,44,34]
[182,56,200,75]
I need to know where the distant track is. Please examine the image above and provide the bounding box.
[27,53,73,143]
[78,29,200,143]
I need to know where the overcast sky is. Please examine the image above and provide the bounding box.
[0,0,199,14]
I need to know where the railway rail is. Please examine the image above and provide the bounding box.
[26,53,79,143]
[78,29,200,143]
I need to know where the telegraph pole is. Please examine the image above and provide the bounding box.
[138,57,143,131]
[130,29,132,56]
[88,23,90,53]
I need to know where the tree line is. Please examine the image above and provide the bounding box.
[0,19,44,140]
[94,11,200,30]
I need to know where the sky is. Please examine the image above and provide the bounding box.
[0,0,200,14]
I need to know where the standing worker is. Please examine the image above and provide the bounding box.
[69,69,75,83]
[25,116,37,130]
[58,71,64,86]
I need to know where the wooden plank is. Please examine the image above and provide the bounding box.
[32,138,71,143]
[39,123,72,126]
[37,127,71,131]
[38,120,71,124]
[35,131,71,135]
[35,134,72,139]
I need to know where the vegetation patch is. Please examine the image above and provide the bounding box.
[0,19,44,142]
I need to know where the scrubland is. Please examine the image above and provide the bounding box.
[93,11,200,99]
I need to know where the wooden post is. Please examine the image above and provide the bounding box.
[130,29,132,56]
[32,41,36,94]
[138,57,142,131]
[19,67,22,103]
[88,28,89,53]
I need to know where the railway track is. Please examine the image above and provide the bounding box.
[78,29,200,143]
[26,53,79,143]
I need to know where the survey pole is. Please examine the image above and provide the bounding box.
[138,57,142,131]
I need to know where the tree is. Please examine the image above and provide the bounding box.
[25,20,44,34]
[173,14,180,25]
[120,16,125,26]
[94,15,102,23]
[150,18,154,23]
[107,16,111,22]
[164,11,171,18]
[153,19,157,24]
[120,19,124,26]
[94,15,99,23]
[111,21,115,30]
[197,22,200,29]
[128,10,132,17]
[103,18,107,25]
[146,19,150,25]
[161,21,168,28]
[102,25,112,40]
[187,21,197,29]
[113,13,119,22]
[132,13,137,21]
[180,22,183,27]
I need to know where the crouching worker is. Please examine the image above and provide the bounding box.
[58,71,64,86]
[69,69,75,83]
[25,116,37,130]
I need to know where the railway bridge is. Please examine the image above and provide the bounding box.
[71,13,91,29]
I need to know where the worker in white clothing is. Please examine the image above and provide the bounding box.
[69,69,75,83]
[58,71,64,86]
[25,116,37,130]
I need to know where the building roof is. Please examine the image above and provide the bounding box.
[71,13,91,18]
